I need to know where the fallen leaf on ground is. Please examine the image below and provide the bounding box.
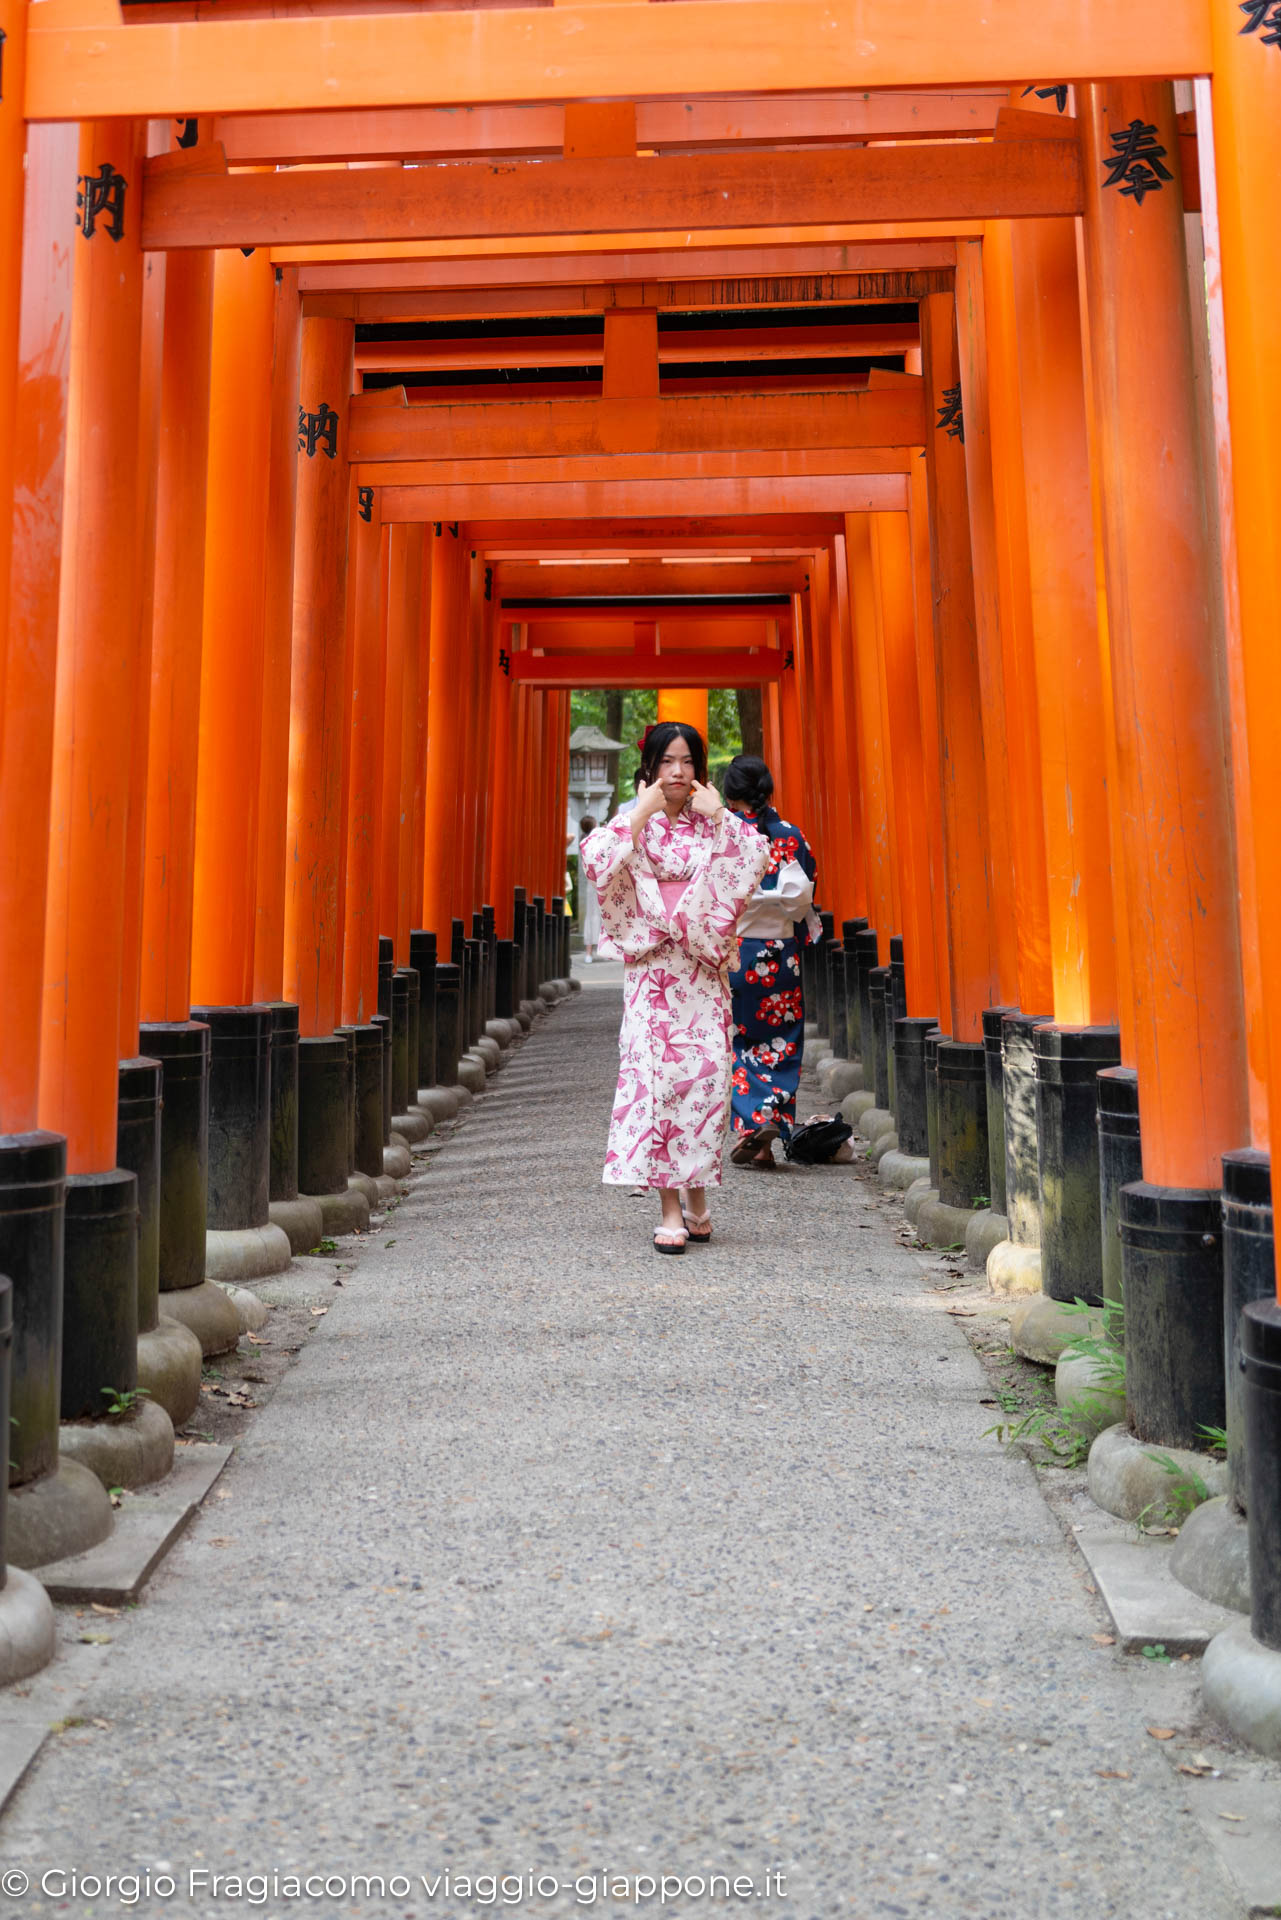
[207,1536,234,1547]
[1218,1812,1246,1822]
[1177,1763,1220,1778]
[1147,1727,1176,1741]
[1096,1769,1131,1779]
[244,1332,266,1345]
[78,1634,112,1645]
[1091,1634,1115,1646]
[309,1306,329,1317]
[90,1603,119,1616]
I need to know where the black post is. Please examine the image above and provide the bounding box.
[435,964,461,1087]
[464,941,482,1046]
[409,931,438,1094]
[841,919,869,1058]
[513,887,527,1002]
[378,935,395,1017]
[0,1132,66,1486]
[815,910,835,1037]
[370,1013,393,1143]
[1241,1299,1281,1650]
[869,967,892,1109]
[1002,1010,1053,1251]
[0,1275,10,1576]
[853,930,880,1067]
[482,904,497,1020]
[61,1169,138,1419]
[1122,1182,1227,1448]
[296,1035,350,1197]
[404,968,421,1100]
[893,1018,936,1159]
[828,947,849,1061]
[495,940,516,1021]
[332,1027,357,1175]
[117,1057,163,1337]
[1222,1150,1273,1511]
[353,1025,385,1178]
[190,1004,273,1230]
[1034,1024,1122,1306]
[264,1004,300,1204]
[391,970,412,1113]
[532,896,547,989]
[935,1040,989,1212]
[1097,1067,1142,1316]
[925,1029,943,1192]
[981,1006,1017,1215]
[138,1019,210,1294]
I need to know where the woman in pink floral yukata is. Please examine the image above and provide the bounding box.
[580,723,770,1255]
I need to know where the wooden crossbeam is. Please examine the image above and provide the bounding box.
[27,0,1211,120]
[495,561,808,596]
[141,141,1081,252]
[467,517,842,545]
[348,387,925,464]
[309,269,950,321]
[296,245,958,297]
[379,474,908,519]
[508,647,786,689]
[503,598,791,624]
[215,93,1008,166]
[354,324,919,373]
[356,451,914,492]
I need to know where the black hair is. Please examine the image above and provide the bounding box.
[632,768,645,792]
[723,754,775,813]
[579,814,597,834]
[640,721,708,786]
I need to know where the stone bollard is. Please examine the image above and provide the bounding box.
[482,905,497,1021]
[987,1010,1053,1299]
[1222,1151,1273,1510]
[828,944,849,1060]
[436,965,462,1087]
[0,1275,57,1681]
[925,1029,942,1193]
[117,1058,163,1344]
[61,1168,139,1418]
[815,910,835,1038]
[410,930,438,1094]
[852,930,879,1067]
[298,1032,368,1236]
[841,919,869,1057]
[495,940,516,1022]
[371,1012,392,1142]
[390,970,412,1115]
[1034,1024,1121,1307]
[139,1018,211,1295]
[353,1025,387,1182]
[187,1004,285,1328]
[259,1003,322,1256]
[1,1133,112,1569]
[1121,1181,1227,1448]
[404,966,421,1100]
[869,967,892,1110]
[893,1018,936,1161]
[936,1039,989,1212]
[980,1006,1017,1216]
[1097,1067,1142,1316]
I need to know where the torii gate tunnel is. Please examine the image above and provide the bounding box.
[1,0,1280,1713]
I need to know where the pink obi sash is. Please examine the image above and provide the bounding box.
[657,879,689,919]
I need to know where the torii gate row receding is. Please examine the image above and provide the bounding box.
[0,0,1280,1718]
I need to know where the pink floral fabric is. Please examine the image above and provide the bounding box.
[580,806,771,1189]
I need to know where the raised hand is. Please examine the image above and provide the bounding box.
[689,779,726,820]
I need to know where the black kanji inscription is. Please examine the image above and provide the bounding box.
[298,402,339,459]
[0,29,7,104]
[498,649,511,677]
[175,118,199,149]
[1102,119,1173,204]
[357,486,374,522]
[1021,83,1069,112]
[936,383,965,444]
[1239,0,1281,41]
[77,164,128,242]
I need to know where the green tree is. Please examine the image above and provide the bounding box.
[570,686,744,807]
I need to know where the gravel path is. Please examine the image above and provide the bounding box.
[0,979,1248,1919]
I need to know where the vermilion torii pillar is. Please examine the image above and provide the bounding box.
[1079,79,1248,1450]
[421,524,468,946]
[285,314,364,1225]
[189,247,291,1311]
[40,120,153,1445]
[340,500,387,1032]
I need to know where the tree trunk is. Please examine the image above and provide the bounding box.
[605,689,625,811]
[736,686,764,760]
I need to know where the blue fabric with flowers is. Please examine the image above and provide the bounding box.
[728,807,818,1140]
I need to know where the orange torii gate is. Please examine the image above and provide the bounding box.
[0,0,1277,1728]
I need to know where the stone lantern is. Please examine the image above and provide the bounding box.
[567,724,623,837]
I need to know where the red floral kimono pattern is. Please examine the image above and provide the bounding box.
[581,806,771,1189]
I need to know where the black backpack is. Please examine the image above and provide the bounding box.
[784,1116,854,1165]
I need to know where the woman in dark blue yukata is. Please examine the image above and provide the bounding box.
[722,755,821,1169]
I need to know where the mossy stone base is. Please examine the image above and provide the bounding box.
[223,1285,269,1334]
[59,1399,175,1490]
[162,1277,243,1356]
[818,1061,865,1104]
[1203,1621,1281,1758]
[268,1195,325,1256]
[204,1223,292,1285]
[870,1130,899,1166]
[7,1459,114,1570]
[1054,1350,1127,1437]
[375,1175,400,1204]
[1086,1421,1228,1524]
[415,1088,461,1123]
[857,1106,896,1143]
[136,1316,203,1426]
[841,1090,877,1127]
[457,1057,487,1094]
[348,1171,380,1207]
[915,1195,977,1250]
[903,1179,934,1226]
[1010,1292,1100,1365]
[0,1568,57,1683]
[880,1151,930,1191]
[966,1208,1009,1272]
[392,1110,432,1143]
[987,1241,1044,1298]
[312,1187,370,1237]
[383,1143,411,1179]
[1170,1496,1250,1615]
